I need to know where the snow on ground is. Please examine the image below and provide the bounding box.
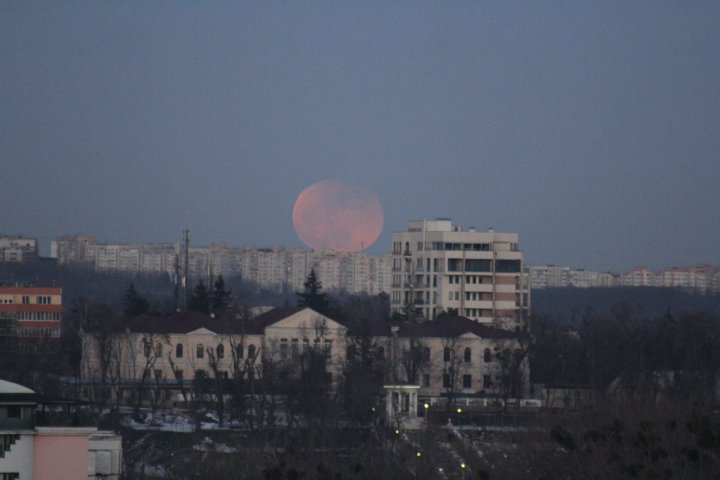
[192,436,239,453]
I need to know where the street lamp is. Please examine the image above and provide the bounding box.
[457,407,462,428]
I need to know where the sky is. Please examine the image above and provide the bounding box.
[1,2,719,271]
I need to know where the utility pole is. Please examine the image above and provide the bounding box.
[207,261,214,317]
[173,247,180,311]
[182,229,190,313]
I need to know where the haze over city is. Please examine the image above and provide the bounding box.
[2,2,719,271]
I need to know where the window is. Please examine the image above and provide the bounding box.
[324,339,332,355]
[291,339,299,357]
[155,343,162,357]
[484,348,492,363]
[7,405,21,419]
[463,375,472,389]
[175,370,184,382]
[2,473,20,480]
[22,295,29,304]
[443,374,452,388]
[248,344,256,358]
[496,260,521,273]
[464,347,471,363]
[217,343,224,359]
[465,259,491,272]
[483,375,492,389]
[422,347,431,361]
[236,344,243,358]
[376,346,385,360]
[303,338,310,353]
[176,343,183,358]
[154,369,162,380]
[196,344,204,359]
[443,347,451,362]
[448,258,462,272]
[423,374,430,388]
[280,339,288,359]
[143,341,152,357]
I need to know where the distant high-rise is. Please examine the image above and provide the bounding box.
[390,219,530,330]
[0,235,38,263]
[51,235,392,296]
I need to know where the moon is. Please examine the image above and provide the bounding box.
[292,180,384,252]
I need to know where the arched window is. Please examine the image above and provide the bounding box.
[464,347,471,363]
[236,344,243,358]
[443,347,451,362]
[422,347,431,361]
[196,344,204,359]
[155,343,163,357]
[483,348,492,363]
[143,340,151,357]
[176,343,183,358]
[217,343,224,359]
[248,344,256,359]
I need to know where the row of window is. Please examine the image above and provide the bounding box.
[16,311,61,321]
[447,275,492,285]
[17,327,60,337]
[441,347,494,363]
[279,338,332,358]
[434,373,506,389]
[156,342,258,361]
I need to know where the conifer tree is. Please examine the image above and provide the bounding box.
[123,283,150,319]
[296,269,329,314]
[188,281,210,314]
[211,274,231,314]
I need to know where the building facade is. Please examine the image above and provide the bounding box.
[390,219,530,330]
[80,307,529,407]
[0,236,38,263]
[529,265,616,289]
[0,379,121,480]
[52,235,392,296]
[0,287,62,351]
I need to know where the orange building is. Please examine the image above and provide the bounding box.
[0,287,63,344]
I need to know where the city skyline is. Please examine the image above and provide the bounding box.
[2,3,719,272]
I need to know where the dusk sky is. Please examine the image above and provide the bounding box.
[2,2,718,271]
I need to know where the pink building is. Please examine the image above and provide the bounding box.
[0,379,121,479]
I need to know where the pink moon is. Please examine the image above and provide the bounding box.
[292,180,384,252]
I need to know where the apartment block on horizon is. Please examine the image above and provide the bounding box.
[390,219,530,330]
[0,235,38,263]
[529,265,616,289]
[52,234,392,296]
[620,265,720,293]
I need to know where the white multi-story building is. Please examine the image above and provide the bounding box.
[390,219,530,330]
[529,266,616,289]
[569,269,616,288]
[529,265,570,288]
[0,235,38,263]
[52,235,392,296]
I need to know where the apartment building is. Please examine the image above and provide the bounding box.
[53,235,392,296]
[0,287,62,349]
[0,236,38,263]
[390,219,530,330]
[529,266,616,289]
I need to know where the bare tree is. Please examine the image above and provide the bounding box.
[441,337,463,412]
[494,337,530,403]
[399,338,428,384]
